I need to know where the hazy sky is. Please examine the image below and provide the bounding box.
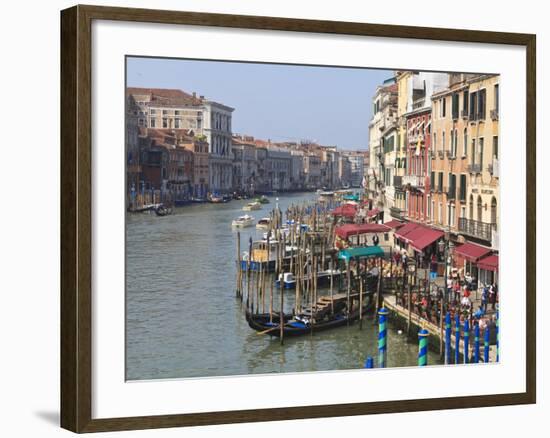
[127,57,393,150]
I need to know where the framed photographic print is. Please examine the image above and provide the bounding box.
[60,4,536,433]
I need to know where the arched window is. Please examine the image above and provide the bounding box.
[477,195,483,222]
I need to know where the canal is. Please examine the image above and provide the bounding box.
[126,191,439,380]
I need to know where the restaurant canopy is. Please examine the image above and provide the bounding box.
[476,254,499,272]
[454,242,492,262]
[335,223,390,240]
[331,204,357,218]
[383,219,405,229]
[394,222,443,252]
[338,246,385,261]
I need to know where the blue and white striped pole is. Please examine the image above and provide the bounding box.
[445,312,451,365]
[418,329,429,366]
[455,314,461,364]
[484,326,490,363]
[364,356,374,369]
[474,323,480,364]
[378,308,389,368]
[464,319,470,364]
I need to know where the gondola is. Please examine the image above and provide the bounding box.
[154,205,172,216]
[246,298,374,337]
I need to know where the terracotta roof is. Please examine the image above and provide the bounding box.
[126,87,203,106]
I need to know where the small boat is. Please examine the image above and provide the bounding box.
[191,197,207,203]
[276,269,341,289]
[243,201,262,211]
[246,293,374,337]
[154,204,172,216]
[256,217,272,229]
[319,191,334,197]
[232,215,255,228]
[222,194,233,203]
[255,195,270,204]
[209,194,224,203]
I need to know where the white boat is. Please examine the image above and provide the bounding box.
[256,217,272,229]
[232,215,255,228]
[243,201,262,211]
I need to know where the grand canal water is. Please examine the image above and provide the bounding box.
[126,192,439,380]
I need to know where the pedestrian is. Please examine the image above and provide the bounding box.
[489,283,497,310]
[372,234,379,246]
[401,251,408,266]
[481,284,488,312]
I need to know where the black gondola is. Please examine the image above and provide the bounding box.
[246,297,374,337]
[154,205,172,216]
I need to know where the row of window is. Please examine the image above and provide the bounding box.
[433,132,499,162]
[434,84,499,121]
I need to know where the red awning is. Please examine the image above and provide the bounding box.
[408,228,444,252]
[335,223,390,239]
[477,254,499,272]
[455,242,492,262]
[331,204,357,218]
[394,222,421,241]
[383,220,405,229]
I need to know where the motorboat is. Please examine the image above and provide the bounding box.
[256,217,272,229]
[243,201,262,211]
[231,215,255,228]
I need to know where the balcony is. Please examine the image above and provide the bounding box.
[445,150,456,159]
[458,217,495,242]
[402,175,425,188]
[390,206,406,220]
[467,163,482,174]
[490,109,499,121]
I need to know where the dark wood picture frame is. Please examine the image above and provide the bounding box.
[61,4,536,433]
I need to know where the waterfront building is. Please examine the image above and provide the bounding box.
[202,99,235,193]
[178,131,209,199]
[367,78,398,210]
[266,145,292,191]
[290,150,305,190]
[343,151,365,188]
[319,146,340,189]
[463,74,500,249]
[231,135,258,194]
[303,153,322,189]
[400,72,448,224]
[126,95,141,207]
[429,73,499,250]
[338,154,352,187]
[127,87,234,194]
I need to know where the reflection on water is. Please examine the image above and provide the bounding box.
[126,192,438,380]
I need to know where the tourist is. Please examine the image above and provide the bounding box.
[481,285,489,312]
[489,283,497,310]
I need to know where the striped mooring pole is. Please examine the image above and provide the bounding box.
[455,313,461,364]
[464,319,470,364]
[418,329,429,366]
[444,312,451,365]
[474,323,480,363]
[364,356,374,369]
[496,308,500,362]
[378,307,389,368]
[484,326,490,363]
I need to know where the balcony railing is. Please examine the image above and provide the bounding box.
[402,175,425,188]
[490,109,499,121]
[458,217,495,242]
[390,206,406,220]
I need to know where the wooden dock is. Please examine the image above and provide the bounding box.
[383,294,497,363]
